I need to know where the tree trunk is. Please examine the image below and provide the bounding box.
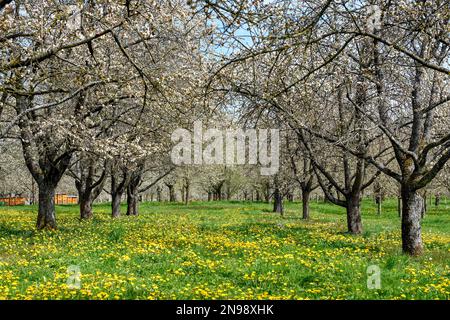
[401,187,423,256]
[31,178,36,205]
[273,188,283,214]
[422,191,427,217]
[324,186,332,203]
[37,182,57,230]
[264,182,270,203]
[184,183,190,205]
[168,185,175,202]
[375,195,382,215]
[74,160,107,220]
[79,192,93,219]
[110,167,131,218]
[435,195,440,207]
[111,192,122,218]
[346,194,363,234]
[157,188,162,202]
[301,189,310,220]
[126,185,139,216]
[126,194,138,216]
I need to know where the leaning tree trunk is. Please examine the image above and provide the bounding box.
[37,181,57,230]
[346,194,363,234]
[273,188,283,214]
[301,188,311,220]
[401,186,423,256]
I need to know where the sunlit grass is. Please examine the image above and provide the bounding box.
[0,199,448,300]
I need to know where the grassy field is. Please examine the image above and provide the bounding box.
[0,199,449,300]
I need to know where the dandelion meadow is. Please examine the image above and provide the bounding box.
[0,200,448,300]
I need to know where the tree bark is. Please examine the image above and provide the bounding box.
[110,167,129,218]
[37,182,57,230]
[184,182,190,204]
[264,182,270,203]
[77,177,106,220]
[346,194,363,234]
[72,158,107,220]
[180,187,185,203]
[126,193,138,216]
[301,189,310,219]
[167,185,175,202]
[375,195,382,215]
[401,187,423,256]
[273,187,283,214]
[31,178,36,205]
[126,183,139,216]
[156,187,162,202]
[79,192,93,219]
[111,191,122,218]
[422,191,427,218]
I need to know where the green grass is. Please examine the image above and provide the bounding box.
[0,199,448,300]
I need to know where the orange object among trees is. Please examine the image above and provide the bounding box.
[0,196,27,206]
[54,194,78,205]
[0,194,78,206]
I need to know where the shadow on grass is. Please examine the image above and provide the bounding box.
[0,224,35,238]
